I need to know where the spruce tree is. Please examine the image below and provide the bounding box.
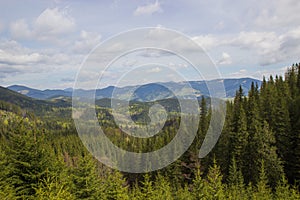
[6,121,49,198]
[140,173,154,199]
[244,82,261,184]
[103,170,129,200]
[153,174,173,200]
[285,65,300,182]
[69,154,105,199]
[192,166,205,199]
[229,87,248,174]
[252,160,272,200]
[273,76,291,162]
[252,121,284,187]
[226,156,246,200]
[204,158,225,200]
[274,175,300,200]
[35,172,74,200]
[0,145,15,199]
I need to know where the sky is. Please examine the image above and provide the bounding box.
[0,0,300,89]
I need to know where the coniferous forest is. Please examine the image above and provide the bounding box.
[0,65,300,199]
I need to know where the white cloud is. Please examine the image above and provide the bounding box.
[147,66,162,73]
[0,39,73,78]
[73,30,101,53]
[10,19,33,39]
[139,49,174,57]
[226,28,300,66]
[35,7,75,36]
[217,52,232,65]
[252,67,289,80]
[255,0,300,29]
[10,7,76,42]
[228,31,280,54]
[134,1,162,16]
[228,69,248,78]
[0,49,43,65]
[192,35,219,50]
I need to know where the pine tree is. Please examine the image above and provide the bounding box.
[192,166,205,199]
[229,87,248,174]
[273,76,291,162]
[35,171,74,200]
[174,184,192,200]
[244,82,261,184]
[204,158,225,200]
[140,173,154,199]
[69,154,106,199]
[260,76,276,127]
[252,160,272,200]
[0,145,15,199]
[226,157,246,200]
[214,101,233,181]
[103,170,129,200]
[252,121,284,187]
[153,174,173,200]
[6,121,50,198]
[274,175,300,200]
[198,96,209,147]
[285,65,300,183]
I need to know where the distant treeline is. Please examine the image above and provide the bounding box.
[0,64,299,199]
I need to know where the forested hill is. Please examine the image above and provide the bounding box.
[0,86,71,112]
[7,77,261,101]
[0,65,299,199]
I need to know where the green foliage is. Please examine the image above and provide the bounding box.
[103,170,129,200]
[153,174,173,200]
[6,121,50,199]
[0,146,16,199]
[69,154,105,199]
[252,160,272,200]
[0,64,299,199]
[226,156,246,199]
[140,173,154,199]
[35,173,74,200]
[229,87,249,171]
[192,167,205,199]
[204,158,226,200]
[274,175,300,200]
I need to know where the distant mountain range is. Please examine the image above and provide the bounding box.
[7,78,261,101]
[0,86,70,113]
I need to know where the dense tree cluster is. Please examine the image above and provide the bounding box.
[0,65,299,199]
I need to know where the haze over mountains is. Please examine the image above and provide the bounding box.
[7,78,261,102]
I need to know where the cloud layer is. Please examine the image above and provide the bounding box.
[0,0,300,89]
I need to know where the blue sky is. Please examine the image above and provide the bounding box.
[0,0,300,89]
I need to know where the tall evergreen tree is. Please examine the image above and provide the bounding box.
[275,175,300,200]
[226,156,246,199]
[192,166,205,200]
[244,82,262,184]
[153,174,173,200]
[285,65,300,183]
[253,121,283,187]
[252,160,272,200]
[6,121,50,198]
[229,87,248,174]
[273,76,291,162]
[103,170,129,200]
[69,154,105,199]
[35,172,74,200]
[0,145,15,199]
[204,158,225,200]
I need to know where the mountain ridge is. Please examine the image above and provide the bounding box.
[7,77,261,101]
